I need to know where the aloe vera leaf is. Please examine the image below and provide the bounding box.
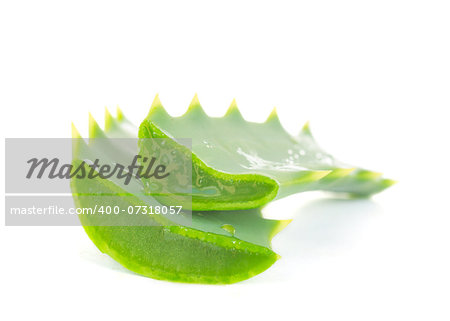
[71,109,289,284]
[139,95,395,211]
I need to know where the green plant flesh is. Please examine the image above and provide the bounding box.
[139,95,395,211]
[72,99,394,284]
[71,109,290,284]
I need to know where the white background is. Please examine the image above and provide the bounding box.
[1,1,449,320]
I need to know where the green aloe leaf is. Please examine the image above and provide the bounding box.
[139,95,395,211]
[71,109,289,284]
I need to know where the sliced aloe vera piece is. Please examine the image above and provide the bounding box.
[139,95,395,210]
[71,109,289,284]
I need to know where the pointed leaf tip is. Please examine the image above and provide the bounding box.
[357,170,384,180]
[151,93,162,109]
[116,106,124,121]
[265,107,280,123]
[71,122,86,155]
[301,121,312,136]
[105,107,113,131]
[71,122,81,139]
[324,168,357,180]
[72,123,83,155]
[225,99,244,119]
[186,94,206,116]
[311,170,334,181]
[88,113,96,136]
[88,113,104,138]
[147,94,170,119]
[190,93,200,106]
[383,179,398,188]
[269,219,292,240]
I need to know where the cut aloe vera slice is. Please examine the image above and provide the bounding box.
[139,95,395,210]
[71,109,289,284]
